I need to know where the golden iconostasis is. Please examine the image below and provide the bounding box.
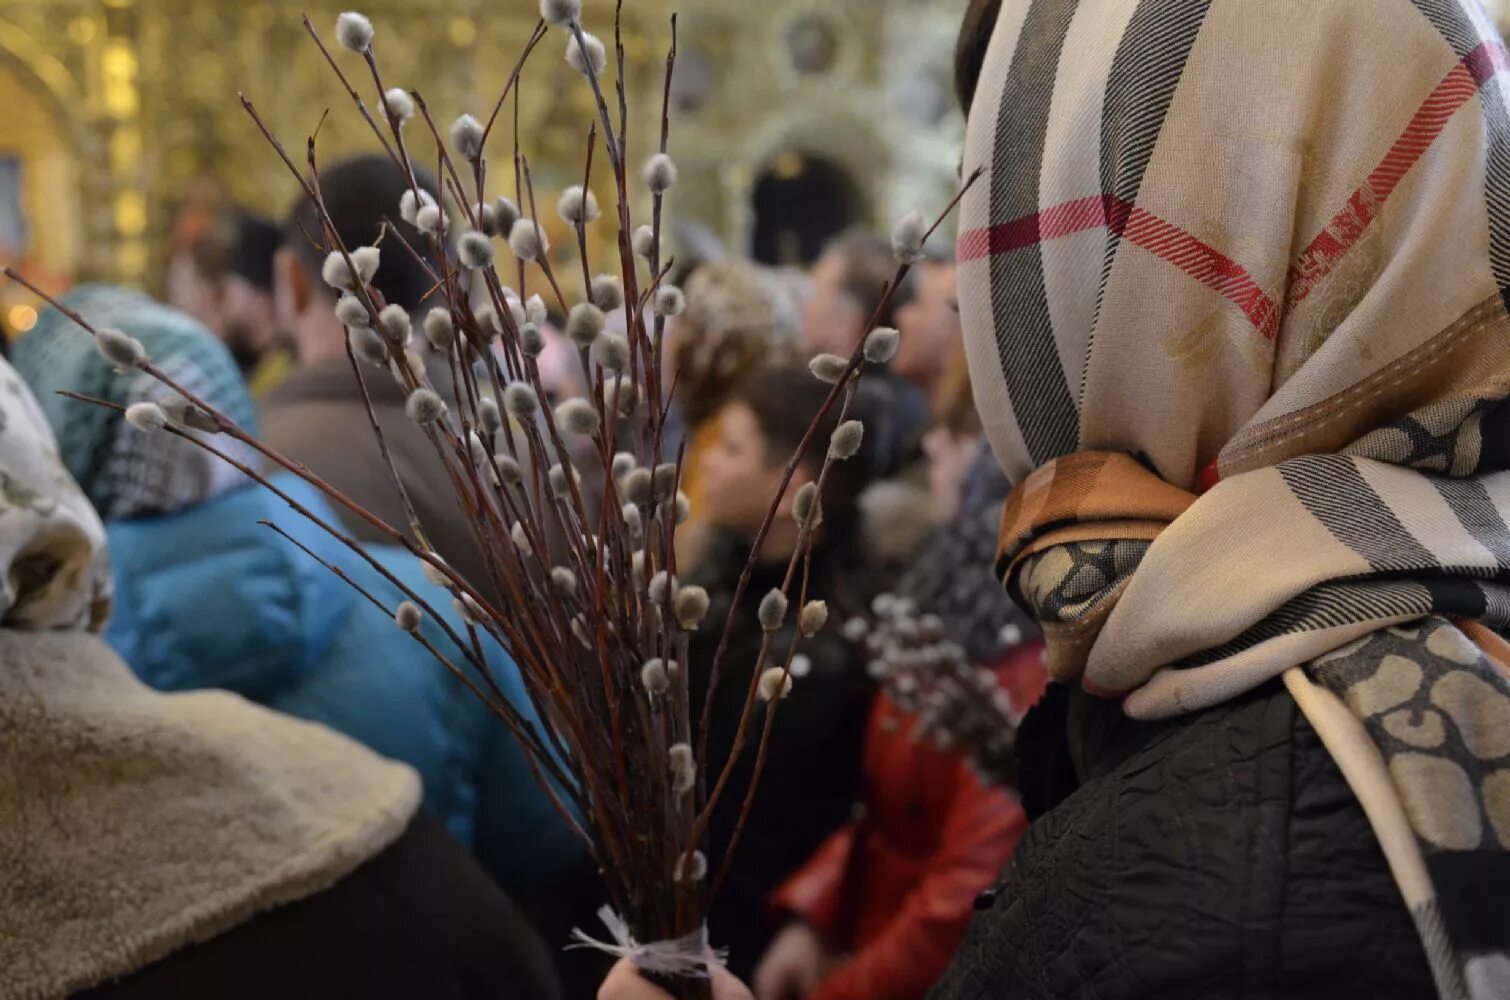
[0,0,971,332]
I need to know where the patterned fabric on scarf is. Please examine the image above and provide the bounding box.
[959,2,1510,996]
[16,285,259,520]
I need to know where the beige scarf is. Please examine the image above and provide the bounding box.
[0,360,419,999]
[959,2,1510,997]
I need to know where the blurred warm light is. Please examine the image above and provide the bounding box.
[66,17,97,46]
[102,42,139,117]
[8,305,37,333]
[115,191,147,236]
[449,17,477,47]
[773,151,805,181]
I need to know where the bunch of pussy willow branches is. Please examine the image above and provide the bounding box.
[7,3,977,993]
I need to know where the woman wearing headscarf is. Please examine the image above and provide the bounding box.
[604,1,1510,998]
[0,354,560,998]
[934,0,1510,996]
[14,285,581,894]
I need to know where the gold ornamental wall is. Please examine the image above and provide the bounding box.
[0,0,966,304]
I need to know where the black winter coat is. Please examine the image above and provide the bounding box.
[688,529,879,979]
[928,680,1434,999]
[77,812,563,1000]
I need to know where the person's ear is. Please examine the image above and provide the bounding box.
[273,247,309,325]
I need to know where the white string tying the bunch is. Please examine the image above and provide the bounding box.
[567,905,725,979]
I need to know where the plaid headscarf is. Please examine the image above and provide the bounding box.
[15,285,259,520]
[960,2,1510,997]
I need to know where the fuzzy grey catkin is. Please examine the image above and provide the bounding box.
[758,666,793,701]
[335,293,370,328]
[510,522,533,559]
[550,566,578,598]
[539,0,581,24]
[419,555,451,588]
[503,382,538,419]
[565,303,605,346]
[378,304,411,343]
[95,328,146,369]
[648,570,673,604]
[395,601,423,632]
[507,219,548,261]
[594,332,630,371]
[473,201,498,237]
[414,204,442,234]
[668,743,696,795]
[458,230,494,269]
[621,502,644,542]
[611,452,636,480]
[641,658,670,696]
[450,113,484,159]
[622,467,653,506]
[674,586,710,631]
[631,551,647,591]
[320,251,356,291]
[477,396,502,435]
[642,152,679,194]
[398,188,435,225]
[609,376,638,417]
[652,285,685,318]
[494,197,521,235]
[674,850,707,882]
[549,463,578,496]
[495,453,523,488]
[632,224,656,259]
[555,398,599,437]
[405,388,446,425]
[652,463,678,500]
[566,30,607,75]
[519,323,546,358]
[453,595,484,626]
[475,306,503,340]
[159,395,219,432]
[792,481,821,527]
[526,294,547,327]
[125,402,166,431]
[590,274,624,311]
[420,308,454,351]
[891,210,927,265]
[349,326,388,366]
[335,11,373,51]
[829,419,864,460]
[758,589,788,631]
[798,600,829,637]
[557,185,600,225]
[863,326,900,364]
[808,353,848,384]
[383,87,414,122]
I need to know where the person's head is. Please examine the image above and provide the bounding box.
[0,354,112,633]
[165,205,235,335]
[13,285,259,521]
[698,365,871,543]
[218,212,285,373]
[954,0,1001,118]
[668,260,790,427]
[951,0,1510,488]
[893,256,960,399]
[276,154,440,364]
[799,228,897,356]
[921,355,982,521]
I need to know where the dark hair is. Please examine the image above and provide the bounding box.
[230,211,283,293]
[283,154,441,312]
[822,227,899,334]
[955,0,1002,116]
[734,365,873,526]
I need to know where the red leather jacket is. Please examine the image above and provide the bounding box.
[769,642,1047,1000]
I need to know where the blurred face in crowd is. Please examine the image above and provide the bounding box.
[800,250,866,356]
[699,401,806,538]
[219,274,282,370]
[165,250,224,334]
[894,260,961,394]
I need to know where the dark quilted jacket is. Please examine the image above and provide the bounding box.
[928,680,1435,999]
